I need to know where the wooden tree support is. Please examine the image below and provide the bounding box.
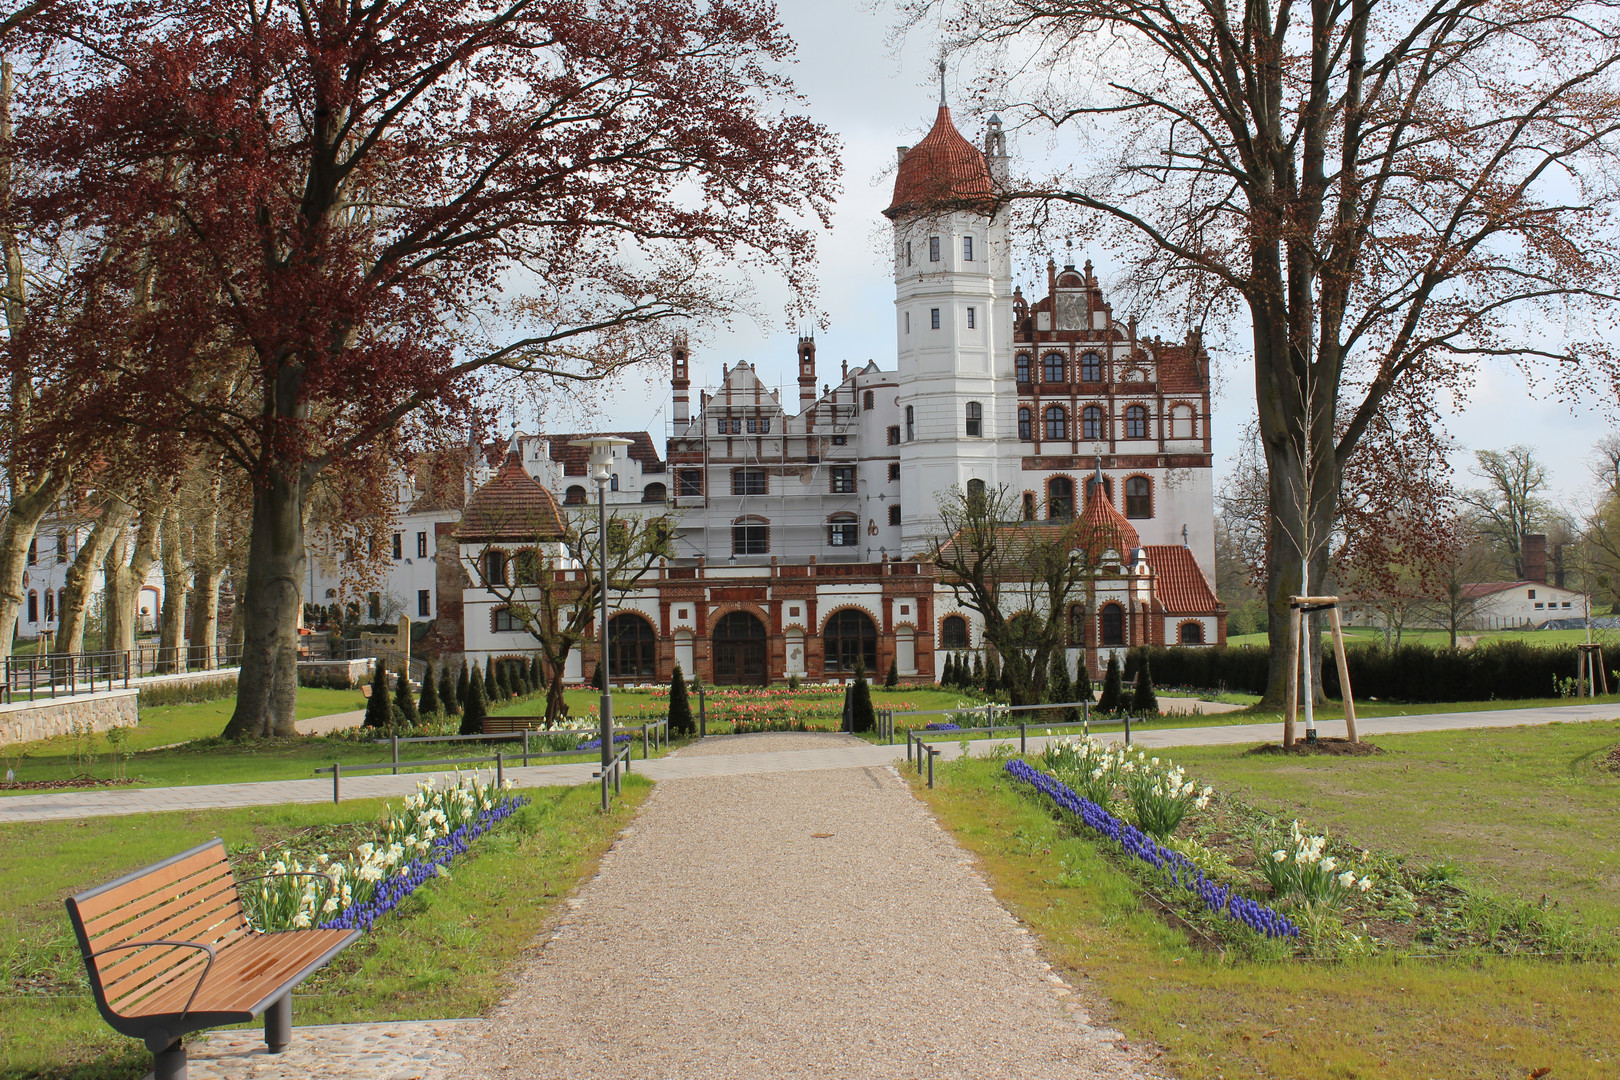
[1284,595,1358,745]
[1577,643,1608,697]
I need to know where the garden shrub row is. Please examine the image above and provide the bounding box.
[1129,638,1599,703]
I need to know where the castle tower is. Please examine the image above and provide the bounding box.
[797,335,817,412]
[671,332,691,424]
[884,73,1017,555]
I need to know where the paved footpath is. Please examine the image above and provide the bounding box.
[5,701,1617,825]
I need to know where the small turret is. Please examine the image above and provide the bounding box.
[671,333,690,424]
[797,335,817,412]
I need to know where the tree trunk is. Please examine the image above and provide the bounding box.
[0,478,67,658]
[223,466,307,738]
[112,494,163,656]
[158,502,187,672]
[55,499,133,655]
[188,475,222,668]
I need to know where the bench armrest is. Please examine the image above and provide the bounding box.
[90,940,216,1022]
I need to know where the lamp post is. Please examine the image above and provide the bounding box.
[569,437,633,776]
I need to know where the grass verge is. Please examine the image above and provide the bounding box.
[914,732,1620,1080]
[0,777,649,1080]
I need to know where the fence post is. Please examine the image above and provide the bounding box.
[698,685,706,738]
[601,770,609,812]
[332,762,341,804]
[523,728,531,767]
[1020,722,1026,756]
[927,747,935,789]
[643,724,649,760]
[496,751,504,790]
[124,652,131,689]
[1124,715,1132,745]
[986,703,994,739]
[391,734,399,776]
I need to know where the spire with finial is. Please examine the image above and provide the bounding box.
[938,57,947,105]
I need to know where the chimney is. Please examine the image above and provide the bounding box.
[671,333,690,424]
[984,116,1008,184]
[1523,533,1548,585]
[797,335,817,412]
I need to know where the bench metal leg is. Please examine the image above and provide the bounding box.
[152,1037,186,1080]
[265,994,291,1053]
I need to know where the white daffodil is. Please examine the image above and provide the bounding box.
[1338,870,1356,887]
[1358,876,1373,892]
[1273,850,1288,863]
[292,911,312,928]
[1321,857,1338,873]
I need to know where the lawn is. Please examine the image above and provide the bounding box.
[0,777,650,1080]
[914,721,1620,1080]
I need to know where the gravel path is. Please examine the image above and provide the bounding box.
[670,730,865,756]
[459,735,1158,1080]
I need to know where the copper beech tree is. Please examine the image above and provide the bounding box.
[913,0,1620,710]
[24,0,838,737]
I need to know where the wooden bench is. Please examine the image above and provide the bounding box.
[481,715,546,735]
[65,838,361,1080]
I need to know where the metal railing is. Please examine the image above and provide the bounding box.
[3,642,243,703]
[892,701,1153,788]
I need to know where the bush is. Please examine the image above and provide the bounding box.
[1131,657,1159,714]
[138,677,237,707]
[849,659,876,733]
[394,662,419,727]
[1097,653,1126,713]
[668,664,695,736]
[363,657,391,728]
[1074,656,1092,704]
[591,663,605,691]
[971,652,985,687]
[441,662,461,716]
[456,660,470,712]
[459,664,488,735]
[419,660,440,716]
[885,660,899,688]
[984,651,1001,694]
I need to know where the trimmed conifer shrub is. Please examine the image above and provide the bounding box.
[529,654,543,691]
[459,665,488,735]
[440,663,460,716]
[984,651,1001,694]
[972,651,985,687]
[850,658,876,733]
[940,653,955,687]
[591,663,606,691]
[1098,653,1126,713]
[1131,657,1159,714]
[1047,651,1072,712]
[455,660,469,713]
[394,662,419,727]
[1074,656,1093,706]
[363,657,391,728]
[668,663,695,736]
[886,660,899,688]
[419,660,441,716]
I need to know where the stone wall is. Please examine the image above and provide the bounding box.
[299,658,377,689]
[0,690,139,747]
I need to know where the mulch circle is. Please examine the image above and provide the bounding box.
[1,777,138,791]
[1245,737,1384,757]
[1603,744,1620,772]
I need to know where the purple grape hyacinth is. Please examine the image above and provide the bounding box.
[1004,759,1298,940]
[924,722,962,731]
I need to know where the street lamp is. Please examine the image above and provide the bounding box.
[569,437,633,779]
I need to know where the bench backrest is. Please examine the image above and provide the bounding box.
[65,838,249,1018]
[482,716,544,733]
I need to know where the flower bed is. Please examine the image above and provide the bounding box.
[924,722,961,731]
[242,772,528,933]
[1004,758,1298,939]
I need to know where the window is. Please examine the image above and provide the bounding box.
[1082,405,1105,440]
[1170,404,1196,439]
[733,518,769,554]
[26,539,34,565]
[828,514,858,546]
[61,531,76,562]
[759,418,770,433]
[642,482,667,503]
[608,614,658,679]
[746,417,758,433]
[493,607,520,632]
[367,592,380,620]
[1022,492,1036,520]
[418,590,431,618]
[941,615,969,648]
[608,474,619,492]
[26,591,36,623]
[965,401,982,437]
[905,406,915,441]
[904,311,910,334]
[416,532,428,558]
[863,390,874,410]
[717,417,728,435]
[44,590,54,622]
[824,608,878,673]
[832,434,847,445]
[1043,352,1065,383]
[831,466,856,493]
[483,550,507,585]
[888,462,900,481]
[1125,477,1151,518]
[732,469,767,495]
[889,504,901,526]
[906,240,912,265]
[678,469,703,496]
[1015,354,1031,383]
[1080,351,1103,381]
[1528,589,1536,599]
[1564,601,1574,608]
[1535,602,1545,609]
[887,425,901,446]
[1047,477,1075,519]
[1086,475,1114,506]
[1018,406,1032,440]
[1100,603,1125,646]
[1179,621,1205,645]
[1124,404,1148,439]
[967,478,986,504]
[966,306,976,329]
[930,308,940,329]
[929,235,940,261]
[1068,605,1087,646]
[1043,405,1067,440]
[565,484,587,505]
[964,235,975,260]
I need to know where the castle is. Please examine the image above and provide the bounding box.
[308,97,1226,684]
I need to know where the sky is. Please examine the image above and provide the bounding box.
[542,0,1618,511]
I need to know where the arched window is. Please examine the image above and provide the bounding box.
[1125,477,1152,519]
[965,401,983,437]
[1043,405,1067,440]
[1018,407,1032,441]
[608,614,657,680]
[27,591,37,624]
[564,485,587,505]
[1086,475,1113,507]
[905,405,915,441]
[1179,621,1205,645]
[1100,603,1125,646]
[1015,354,1031,383]
[1080,352,1103,381]
[1043,352,1066,383]
[1171,404,1196,439]
[863,389,874,410]
[1047,477,1075,519]
[513,549,542,585]
[1068,604,1086,646]
[483,550,507,586]
[733,517,769,555]
[642,482,667,503]
[609,474,620,492]
[1124,404,1149,439]
[827,513,858,547]
[941,615,969,648]
[1081,405,1105,440]
[824,608,878,673]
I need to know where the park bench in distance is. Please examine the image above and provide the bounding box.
[481,715,545,735]
[65,838,361,1080]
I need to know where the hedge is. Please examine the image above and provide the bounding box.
[1128,638,1598,703]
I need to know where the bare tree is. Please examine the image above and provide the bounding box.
[1463,446,1551,579]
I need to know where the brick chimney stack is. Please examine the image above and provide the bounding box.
[1523,532,1548,585]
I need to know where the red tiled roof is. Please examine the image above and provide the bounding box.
[1143,545,1219,613]
[1461,580,1528,599]
[1154,344,1206,393]
[885,106,993,219]
[1079,490,1140,555]
[545,432,664,478]
[455,455,566,543]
